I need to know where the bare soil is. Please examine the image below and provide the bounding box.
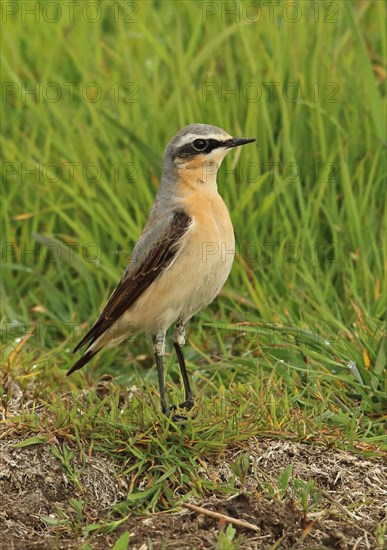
[0,435,386,549]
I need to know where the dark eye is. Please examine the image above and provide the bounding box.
[192,139,208,151]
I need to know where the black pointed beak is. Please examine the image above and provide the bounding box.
[225,137,256,148]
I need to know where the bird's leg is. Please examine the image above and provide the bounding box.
[154,331,168,414]
[173,321,194,411]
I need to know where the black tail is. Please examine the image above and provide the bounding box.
[73,331,95,354]
[66,347,101,376]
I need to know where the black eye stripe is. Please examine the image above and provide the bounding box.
[174,138,227,159]
[206,139,227,153]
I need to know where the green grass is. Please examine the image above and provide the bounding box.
[1,0,386,535]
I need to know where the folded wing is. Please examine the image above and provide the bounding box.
[67,209,192,375]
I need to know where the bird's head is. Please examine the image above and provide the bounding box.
[162,123,255,191]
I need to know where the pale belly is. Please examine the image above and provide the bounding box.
[126,216,234,332]
[100,199,235,343]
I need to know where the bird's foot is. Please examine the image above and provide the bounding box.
[162,398,195,421]
[175,398,194,411]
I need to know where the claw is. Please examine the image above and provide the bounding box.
[162,399,195,421]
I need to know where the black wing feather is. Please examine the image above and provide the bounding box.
[67,210,191,375]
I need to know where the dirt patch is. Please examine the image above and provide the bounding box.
[0,437,385,549]
[0,439,127,549]
[209,440,387,549]
[121,495,302,549]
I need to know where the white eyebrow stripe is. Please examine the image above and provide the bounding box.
[175,133,231,147]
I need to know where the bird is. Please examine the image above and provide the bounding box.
[67,123,255,417]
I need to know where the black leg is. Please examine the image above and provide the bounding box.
[173,342,194,411]
[154,327,194,421]
[155,353,168,414]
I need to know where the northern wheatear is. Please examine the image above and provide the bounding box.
[67,124,255,416]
